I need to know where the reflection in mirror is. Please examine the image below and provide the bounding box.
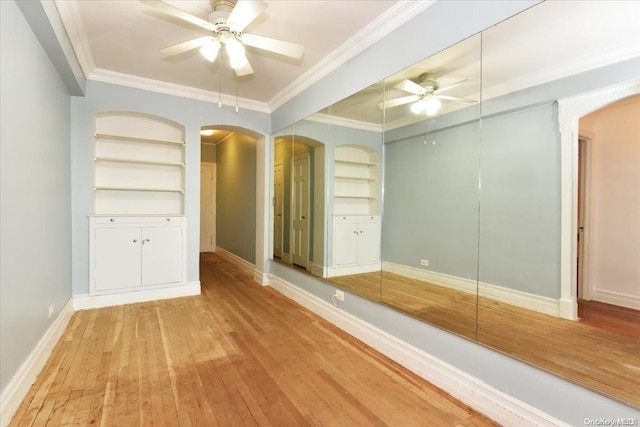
[380,34,482,340]
[321,82,385,301]
[273,119,329,278]
[477,1,640,408]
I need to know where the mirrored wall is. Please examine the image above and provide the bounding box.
[272,1,640,409]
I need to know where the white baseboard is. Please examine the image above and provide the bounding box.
[216,246,255,275]
[73,282,201,310]
[591,289,640,311]
[269,275,569,427]
[253,269,272,286]
[327,262,381,277]
[309,262,326,278]
[0,298,75,427]
[382,261,562,318]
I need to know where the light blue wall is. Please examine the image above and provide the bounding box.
[216,133,257,263]
[0,0,72,392]
[270,0,640,423]
[71,80,270,295]
[383,120,481,281]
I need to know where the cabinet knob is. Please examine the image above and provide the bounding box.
[133,239,137,243]
[166,218,171,221]
[110,218,115,222]
[359,230,363,234]
[353,230,358,234]
[146,238,150,242]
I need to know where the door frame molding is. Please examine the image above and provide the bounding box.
[557,79,640,320]
[273,160,285,259]
[292,153,311,269]
[200,162,217,253]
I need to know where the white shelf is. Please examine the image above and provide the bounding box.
[335,175,378,181]
[95,133,184,146]
[94,157,185,167]
[334,195,378,200]
[94,186,184,193]
[335,159,377,166]
[94,113,185,215]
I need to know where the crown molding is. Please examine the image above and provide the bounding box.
[88,68,271,113]
[53,0,94,77]
[306,113,382,132]
[268,1,436,111]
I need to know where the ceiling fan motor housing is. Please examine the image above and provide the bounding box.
[417,72,440,93]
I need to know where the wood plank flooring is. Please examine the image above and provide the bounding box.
[9,253,496,426]
[322,269,640,409]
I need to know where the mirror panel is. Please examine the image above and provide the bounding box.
[380,34,482,340]
[272,127,293,265]
[477,1,640,408]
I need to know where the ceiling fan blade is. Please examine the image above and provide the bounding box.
[240,33,304,59]
[140,0,215,31]
[234,57,254,76]
[227,0,268,32]
[395,79,426,95]
[437,95,476,104]
[434,79,470,95]
[160,36,213,56]
[377,94,420,110]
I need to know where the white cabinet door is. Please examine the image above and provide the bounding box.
[94,228,142,291]
[357,221,381,264]
[141,226,183,286]
[334,221,358,266]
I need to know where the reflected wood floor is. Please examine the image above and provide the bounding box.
[9,253,496,426]
[326,270,640,408]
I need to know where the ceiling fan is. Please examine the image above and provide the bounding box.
[140,0,304,77]
[379,73,476,116]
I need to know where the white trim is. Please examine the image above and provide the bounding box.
[52,0,95,77]
[591,289,640,311]
[383,261,561,318]
[306,113,382,132]
[88,69,270,113]
[309,263,326,278]
[557,79,640,321]
[253,269,272,286]
[327,262,381,278]
[268,275,569,427]
[73,282,201,310]
[215,246,255,275]
[268,1,436,111]
[0,298,75,427]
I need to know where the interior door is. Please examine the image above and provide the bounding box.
[200,163,216,252]
[577,138,588,299]
[274,161,284,258]
[292,155,310,267]
[141,226,183,286]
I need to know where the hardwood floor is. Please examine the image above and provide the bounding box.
[9,253,496,426]
[321,270,640,408]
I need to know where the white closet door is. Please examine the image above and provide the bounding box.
[357,221,381,264]
[94,228,142,291]
[141,226,183,286]
[333,221,358,266]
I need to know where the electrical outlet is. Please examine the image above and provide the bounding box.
[48,304,54,318]
[334,290,345,302]
[420,259,429,267]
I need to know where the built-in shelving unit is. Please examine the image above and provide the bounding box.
[333,145,379,215]
[94,113,185,215]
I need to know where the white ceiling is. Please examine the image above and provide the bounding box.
[54,0,433,111]
[53,0,640,124]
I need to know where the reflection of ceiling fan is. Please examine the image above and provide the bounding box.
[140,0,304,77]
[379,73,475,116]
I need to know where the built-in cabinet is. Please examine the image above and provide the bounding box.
[94,112,185,215]
[90,113,187,296]
[333,145,379,216]
[330,143,381,277]
[90,216,185,294]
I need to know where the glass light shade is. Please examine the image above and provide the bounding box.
[225,38,248,69]
[423,94,441,116]
[200,40,221,62]
[410,100,425,114]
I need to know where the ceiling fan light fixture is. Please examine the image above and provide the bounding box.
[200,40,221,62]
[411,94,442,116]
[225,37,248,69]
